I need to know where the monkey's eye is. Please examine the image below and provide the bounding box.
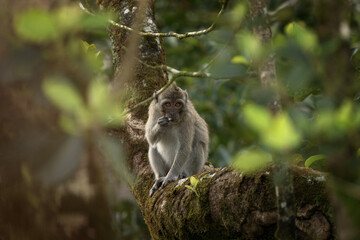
[175,102,182,108]
[164,102,171,108]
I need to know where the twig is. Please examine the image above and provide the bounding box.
[81,1,227,39]
[122,68,210,115]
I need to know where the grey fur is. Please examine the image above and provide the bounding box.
[145,84,209,196]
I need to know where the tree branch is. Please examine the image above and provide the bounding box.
[109,1,227,39]
[134,166,333,240]
[81,1,227,40]
[122,66,209,115]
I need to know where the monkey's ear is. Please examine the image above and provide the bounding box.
[183,90,188,102]
[153,90,158,103]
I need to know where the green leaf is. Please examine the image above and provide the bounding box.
[336,100,353,129]
[231,3,247,23]
[81,12,110,31]
[232,147,272,173]
[236,32,263,61]
[285,22,317,50]
[190,176,199,187]
[231,55,248,65]
[315,111,334,133]
[59,114,78,135]
[42,76,84,114]
[305,154,326,168]
[88,79,109,110]
[88,80,124,126]
[54,5,82,33]
[81,41,103,71]
[14,8,59,43]
[262,113,301,151]
[81,40,97,53]
[243,103,272,133]
[185,185,194,191]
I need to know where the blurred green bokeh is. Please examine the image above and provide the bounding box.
[2,0,360,239]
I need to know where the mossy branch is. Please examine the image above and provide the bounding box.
[137,166,333,240]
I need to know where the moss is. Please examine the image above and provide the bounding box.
[139,165,333,240]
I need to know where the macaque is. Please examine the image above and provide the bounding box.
[145,83,209,196]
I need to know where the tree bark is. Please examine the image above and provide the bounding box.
[104,0,336,239]
[248,1,295,239]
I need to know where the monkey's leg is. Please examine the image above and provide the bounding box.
[183,144,206,177]
[148,147,168,179]
[149,147,169,196]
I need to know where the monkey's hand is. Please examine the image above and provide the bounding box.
[149,177,165,197]
[157,116,170,126]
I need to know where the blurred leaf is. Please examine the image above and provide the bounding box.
[231,55,248,65]
[55,5,82,33]
[14,8,59,43]
[236,32,263,61]
[208,50,247,78]
[285,22,317,51]
[81,40,97,53]
[81,41,104,71]
[336,100,353,129]
[272,33,287,50]
[305,154,326,168]
[185,185,194,191]
[59,114,78,135]
[88,80,124,126]
[231,2,247,23]
[232,147,272,173]
[88,79,109,109]
[290,153,304,166]
[81,12,111,32]
[269,4,295,23]
[314,100,357,138]
[21,163,33,185]
[262,112,301,151]
[276,45,316,101]
[43,76,85,114]
[315,111,334,133]
[243,103,272,133]
[99,135,134,184]
[36,136,84,186]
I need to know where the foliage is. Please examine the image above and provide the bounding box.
[3,0,360,238]
[2,2,145,239]
[185,176,200,197]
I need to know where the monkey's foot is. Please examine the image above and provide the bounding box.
[149,176,179,197]
[160,176,178,188]
[149,177,165,197]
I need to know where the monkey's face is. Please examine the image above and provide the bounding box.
[160,99,185,123]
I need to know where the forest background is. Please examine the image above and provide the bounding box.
[1,0,360,239]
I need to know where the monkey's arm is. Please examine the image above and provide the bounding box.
[145,116,169,145]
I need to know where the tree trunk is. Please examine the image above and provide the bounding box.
[104,0,336,239]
